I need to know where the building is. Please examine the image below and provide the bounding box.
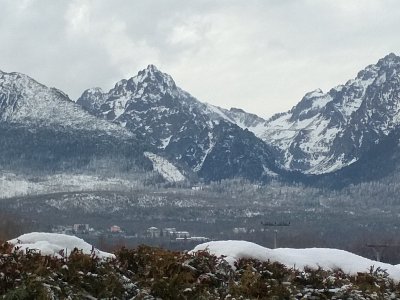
[175,231,190,239]
[147,227,161,238]
[73,224,89,234]
[52,225,73,235]
[191,186,203,191]
[233,227,247,234]
[163,227,176,237]
[110,225,122,233]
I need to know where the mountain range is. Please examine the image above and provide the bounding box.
[2,53,400,186]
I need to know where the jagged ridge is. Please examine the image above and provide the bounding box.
[248,53,400,175]
[77,65,278,182]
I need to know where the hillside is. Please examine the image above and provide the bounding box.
[0,70,153,174]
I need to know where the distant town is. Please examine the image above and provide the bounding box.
[51,223,211,244]
[49,223,272,251]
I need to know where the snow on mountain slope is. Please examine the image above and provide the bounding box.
[0,69,161,181]
[4,53,400,182]
[144,152,185,182]
[78,65,217,164]
[204,104,267,133]
[0,70,133,138]
[0,172,138,199]
[77,65,278,182]
[257,53,400,174]
[192,240,400,280]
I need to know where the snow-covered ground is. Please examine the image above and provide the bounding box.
[8,232,114,259]
[0,172,137,199]
[7,235,400,280]
[191,240,400,281]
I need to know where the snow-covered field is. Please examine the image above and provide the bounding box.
[9,232,114,259]
[192,240,400,281]
[0,172,137,199]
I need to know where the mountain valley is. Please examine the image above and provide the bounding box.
[2,54,400,257]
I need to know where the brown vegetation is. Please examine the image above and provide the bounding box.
[0,243,400,299]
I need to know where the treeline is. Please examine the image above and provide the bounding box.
[0,213,33,241]
[0,123,151,174]
[202,176,400,208]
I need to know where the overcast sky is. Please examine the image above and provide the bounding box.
[1,0,400,117]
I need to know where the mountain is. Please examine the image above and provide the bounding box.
[241,53,400,175]
[5,52,400,186]
[306,128,400,188]
[0,70,150,173]
[0,71,134,135]
[77,65,279,182]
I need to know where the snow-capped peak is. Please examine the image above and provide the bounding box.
[258,53,400,175]
[304,88,324,98]
[135,64,176,90]
[0,69,132,138]
[76,64,278,182]
[108,65,178,98]
[377,52,400,68]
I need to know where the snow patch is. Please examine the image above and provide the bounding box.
[159,135,173,149]
[205,104,235,123]
[191,240,400,280]
[193,132,215,172]
[0,173,136,199]
[262,166,278,178]
[144,152,185,182]
[9,232,114,259]
[113,95,130,119]
[375,72,387,85]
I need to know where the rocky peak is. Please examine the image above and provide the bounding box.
[146,64,158,71]
[355,53,400,83]
[77,87,106,113]
[111,64,177,97]
[376,52,400,67]
[304,88,324,98]
[259,53,400,175]
[230,107,246,113]
[0,70,37,88]
[77,65,184,121]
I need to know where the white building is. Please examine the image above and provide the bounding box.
[73,224,89,234]
[233,227,247,234]
[163,227,177,237]
[175,231,190,239]
[147,227,161,238]
[110,225,122,233]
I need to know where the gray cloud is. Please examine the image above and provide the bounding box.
[1,0,399,117]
